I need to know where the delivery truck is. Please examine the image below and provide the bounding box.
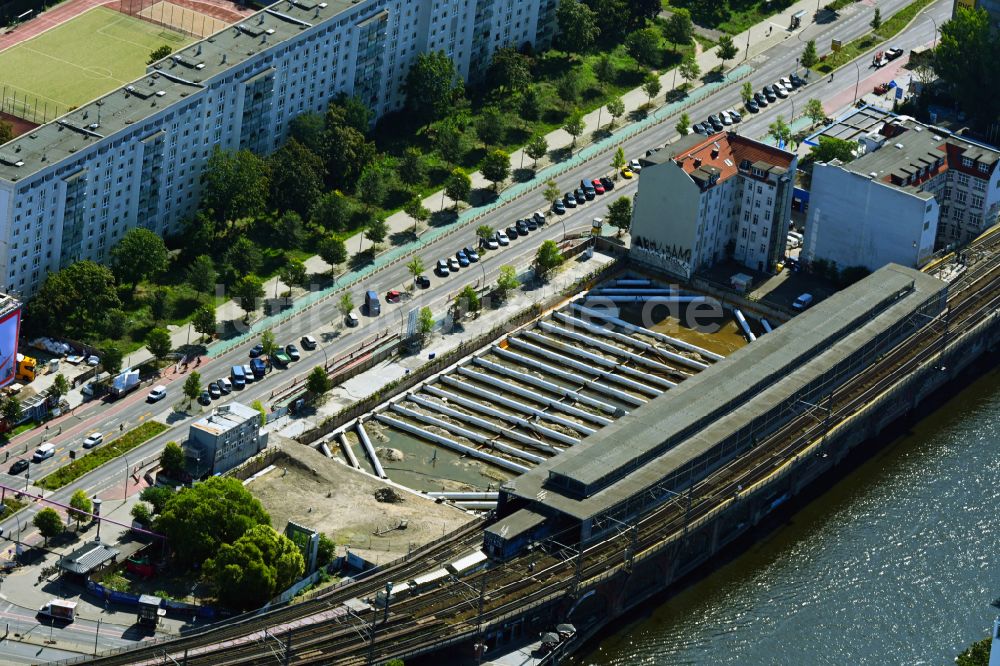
[38,599,76,622]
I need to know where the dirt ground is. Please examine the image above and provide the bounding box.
[247,437,473,567]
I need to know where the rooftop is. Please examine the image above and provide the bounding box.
[643,131,794,189]
[503,265,945,522]
[57,541,120,575]
[0,0,362,183]
[190,402,261,435]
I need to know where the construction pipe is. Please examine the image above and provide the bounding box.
[489,346,645,407]
[472,357,624,415]
[589,288,679,296]
[453,501,497,511]
[553,312,709,371]
[499,342,662,397]
[585,295,707,304]
[761,318,774,333]
[319,442,334,459]
[444,372,612,427]
[375,414,529,474]
[570,303,724,361]
[734,308,756,342]
[407,394,560,455]
[389,403,547,465]
[423,384,584,443]
[427,491,499,500]
[337,432,361,469]
[610,278,652,286]
[538,321,683,376]
[356,421,388,479]
[513,335,676,390]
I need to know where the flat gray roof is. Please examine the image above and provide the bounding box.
[503,265,945,522]
[484,507,547,541]
[0,0,361,182]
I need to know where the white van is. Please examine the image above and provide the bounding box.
[32,442,55,463]
[792,293,814,310]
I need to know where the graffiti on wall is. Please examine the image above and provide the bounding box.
[630,235,693,278]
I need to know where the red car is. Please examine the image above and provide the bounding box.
[385,290,401,303]
[591,179,605,194]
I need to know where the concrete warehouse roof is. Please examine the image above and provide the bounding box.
[57,541,120,575]
[502,265,945,522]
[0,0,360,182]
[190,402,260,435]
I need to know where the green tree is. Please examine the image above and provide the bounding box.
[0,119,12,145]
[33,508,63,546]
[327,93,372,134]
[146,328,172,362]
[306,366,332,395]
[679,54,701,86]
[476,225,495,243]
[338,293,354,320]
[403,196,430,233]
[556,0,600,53]
[28,261,122,338]
[801,40,819,69]
[232,275,264,320]
[204,524,304,610]
[150,288,170,322]
[68,489,93,528]
[101,308,128,339]
[444,169,472,209]
[260,330,278,358]
[519,85,542,121]
[417,307,435,338]
[607,196,633,236]
[956,637,991,666]
[398,147,427,187]
[405,51,464,124]
[155,476,271,569]
[564,109,585,147]
[769,115,792,147]
[533,240,564,280]
[99,345,123,376]
[224,236,262,276]
[805,98,827,126]
[543,179,560,203]
[430,116,470,166]
[287,112,326,154]
[455,285,481,316]
[676,112,690,136]
[364,215,388,246]
[717,34,738,67]
[406,257,425,283]
[662,9,693,48]
[626,28,661,68]
[160,441,186,479]
[481,149,511,191]
[268,139,325,217]
[201,148,270,223]
[611,146,627,177]
[594,53,617,87]
[556,70,583,103]
[487,47,531,94]
[147,44,172,64]
[140,486,174,514]
[316,533,336,567]
[0,396,22,426]
[475,105,506,147]
[525,135,548,169]
[933,7,1000,128]
[606,96,625,128]
[810,136,857,163]
[47,374,70,401]
[869,7,881,31]
[323,124,375,188]
[186,255,217,294]
[109,227,168,293]
[740,81,755,104]
[250,400,267,426]
[131,502,153,527]
[495,265,519,301]
[279,259,308,289]
[193,304,217,341]
[318,235,348,270]
[642,73,662,105]
[357,162,389,210]
[311,190,353,233]
[183,371,202,405]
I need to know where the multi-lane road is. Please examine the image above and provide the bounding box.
[0,0,952,651]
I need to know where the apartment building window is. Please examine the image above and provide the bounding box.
[972,178,986,192]
[956,190,967,204]
[961,156,972,168]
[957,173,969,186]
[971,194,984,208]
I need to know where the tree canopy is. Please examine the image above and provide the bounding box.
[810,136,856,163]
[607,196,633,236]
[487,47,531,94]
[556,0,600,53]
[626,28,661,67]
[156,476,270,569]
[444,169,472,208]
[68,489,93,528]
[306,366,332,395]
[310,190,354,233]
[232,275,265,319]
[204,525,304,610]
[160,441,186,479]
[28,261,122,339]
[34,508,63,545]
[268,138,325,217]
[405,51,464,124]
[534,240,564,279]
[146,328,172,361]
[662,9,693,48]
[481,149,511,190]
[201,148,270,223]
[933,7,1000,129]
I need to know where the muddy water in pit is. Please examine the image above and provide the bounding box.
[617,301,748,357]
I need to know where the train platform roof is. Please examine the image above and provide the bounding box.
[502,265,945,523]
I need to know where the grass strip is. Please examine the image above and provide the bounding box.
[814,0,935,73]
[38,421,168,490]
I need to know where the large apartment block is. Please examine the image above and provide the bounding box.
[0,0,553,297]
[803,108,1000,272]
[630,132,797,279]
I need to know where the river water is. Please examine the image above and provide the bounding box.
[578,365,1000,666]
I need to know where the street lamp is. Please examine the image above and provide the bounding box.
[852,59,862,104]
[926,15,939,48]
[122,454,130,501]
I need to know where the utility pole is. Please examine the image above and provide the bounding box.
[475,573,487,665]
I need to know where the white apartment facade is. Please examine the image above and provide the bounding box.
[803,114,1000,272]
[630,132,797,279]
[0,0,554,297]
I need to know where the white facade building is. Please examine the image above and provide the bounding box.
[630,132,797,279]
[186,402,267,476]
[0,0,554,297]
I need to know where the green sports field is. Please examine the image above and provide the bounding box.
[0,6,192,114]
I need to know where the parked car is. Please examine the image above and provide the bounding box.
[456,251,470,267]
[495,230,510,246]
[790,73,806,88]
[728,108,742,123]
[147,385,167,402]
[628,159,642,172]
[285,344,300,361]
[463,247,480,262]
[621,166,634,178]
[525,218,538,231]
[198,391,211,406]
[590,180,605,195]
[82,432,103,449]
[885,47,904,60]
[710,118,724,131]
[779,76,793,90]
[581,184,596,200]
[720,111,733,125]
[600,176,615,191]
[764,88,776,102]
[208,383,221,399]
[272,350,291,368]
[506,226,519,240]
[346,311,359,327]
[533,211,546,226]
[249,343,263,358]
[219,378,232,394]
[693,122,707,134]
[755,92,769,107]
[563,193,578,208]
[448,257,461,271]
[774,83,788,98]
[9,459,29,475]
[481,236,498,250]
[415,275,431,288]
[385,290,402,303]
[301,335,317,350]
[436,259,450,276]
[242,364,254,382]
[515,222,529,237]
[708,114,721,126]
[792,293,814,310]
[575,188,588,202]
[745,100,759,113]
[552,199,566,214]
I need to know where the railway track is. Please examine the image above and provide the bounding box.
[86,252,1000,666]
